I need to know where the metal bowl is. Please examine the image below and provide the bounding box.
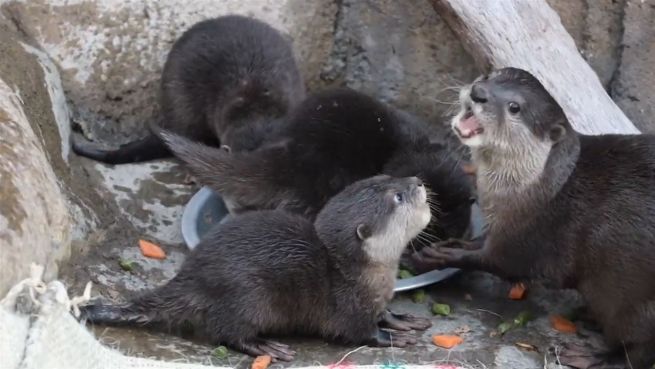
[181,186,485,292]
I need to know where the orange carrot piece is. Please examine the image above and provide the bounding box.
[509,283,527,300]
[139,239,166,260]
[432,335,463,349]
[550,315,577,333]
[251,355,272,369]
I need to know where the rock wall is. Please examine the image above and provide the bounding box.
[3,0,654,144]
[610,0,655,132]
[0,20,72,295]
[0,18,115,295]
[3,0,654,145]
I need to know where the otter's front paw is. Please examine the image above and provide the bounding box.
[366,329,417,348]
[434,238,482,251]
[551,343,622,369]
[378,310,432,331]
[411,242,472,272]
[235,339,296,362]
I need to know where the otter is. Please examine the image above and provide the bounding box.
[383,143,473,242]
[81,175,432,361]
[72,14,304,164]
[158,87,473,240]
[412,67,655,369]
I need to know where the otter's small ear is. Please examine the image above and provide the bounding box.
[356,224,372,241]
[548,124,566,142]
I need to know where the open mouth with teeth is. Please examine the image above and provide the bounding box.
[454,108,484,139]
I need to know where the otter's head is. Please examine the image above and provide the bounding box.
[315,175,431,265]
[215,78,296,152]
[384,144,474,241]
[452,68,571,153]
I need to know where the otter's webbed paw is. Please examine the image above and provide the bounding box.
[182,173,197,185]
[366,328,417,348]
[411,239,482,272]
[234,338,296,362]
[550,343,624,369]
[378,310,432,331]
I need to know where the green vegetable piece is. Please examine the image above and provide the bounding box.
[412,289,426,304]
[496,311,534,336]
[432,303,451,316]
[514,311,534,326]
[118,259,135,272]
[497,321,514,335]
[398,269,414,279]
[212,346,229,359]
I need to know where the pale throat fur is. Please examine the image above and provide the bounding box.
[455,103,557,230]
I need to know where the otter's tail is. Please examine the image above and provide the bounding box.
[72,133,171,164]
[157,129,295,211]
[81,275,215,330]
[80,302,153,326]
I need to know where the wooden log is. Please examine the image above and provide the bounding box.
[429,0,640,135]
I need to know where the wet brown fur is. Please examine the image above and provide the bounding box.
[415,67,655,369]
[82,176,432,361]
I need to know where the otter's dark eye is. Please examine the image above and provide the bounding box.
[508,102,520,114]
[394,193,404,204]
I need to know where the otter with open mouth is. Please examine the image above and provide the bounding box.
[414,67,655,369]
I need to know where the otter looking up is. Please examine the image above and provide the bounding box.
[414,67,655,369]
[82,175,432,361]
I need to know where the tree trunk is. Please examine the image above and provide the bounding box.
[429,0,640,135]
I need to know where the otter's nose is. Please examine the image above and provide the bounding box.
[409,177,424,187]
[470,83,488,103]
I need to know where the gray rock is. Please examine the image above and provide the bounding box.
[582,0,625,87]
[0,21,73,295]
[546,0,625,88]
[611,0,655,133]
[322,0,479,127]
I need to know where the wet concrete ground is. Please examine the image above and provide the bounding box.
[60,157,601,369]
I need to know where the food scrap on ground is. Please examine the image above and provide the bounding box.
[453,325,471,335]
[412,289,426,303]
[139,239,167,260]
[432,303,451,316]
[496,311,534,336]
[550,315,577,333]
[496,321,513,335]
[252,355,272,369]
[118,259,135,272]
[212,346,229,359]
[398,269,414,279]
[515,342,538,352]
[508,283,527,300]
[513,311,533,326]
[432,335,464,349]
